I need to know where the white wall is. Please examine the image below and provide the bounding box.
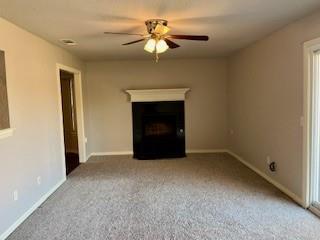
[86,59,228,154]
[227,9,320,199]
[0,17,85,237]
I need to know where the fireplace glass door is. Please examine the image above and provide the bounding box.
[132,101,185,159]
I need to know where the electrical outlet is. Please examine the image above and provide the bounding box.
[85,137,88,143]
[229,129,234,135]
[37,176,41,185]
[266,155,277,172]
[269,162,277,172]
[266,156,271,165]
[13,190,18,201]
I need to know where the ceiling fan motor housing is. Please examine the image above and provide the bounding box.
[145,19,168,34]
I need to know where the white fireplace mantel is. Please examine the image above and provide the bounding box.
[125,88,190,102]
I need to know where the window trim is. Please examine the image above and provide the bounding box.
[303,37,320,209]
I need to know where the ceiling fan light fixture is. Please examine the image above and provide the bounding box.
[154,24,170,35]
[104,19,209,61]
[156,39,169,54]
[144,38,156,53]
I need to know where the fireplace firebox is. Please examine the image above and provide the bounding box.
[132,101,186,159]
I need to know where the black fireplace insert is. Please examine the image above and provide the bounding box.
[132,101,186,159]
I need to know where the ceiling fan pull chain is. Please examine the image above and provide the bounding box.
[156,52,159,63]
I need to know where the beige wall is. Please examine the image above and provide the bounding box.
[227,9,320,198]
[0,17,85,236]
[86,59,228,154]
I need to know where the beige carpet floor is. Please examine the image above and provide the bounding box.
[8,153,320,240]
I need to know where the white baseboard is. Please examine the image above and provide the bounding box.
[0,178,66,240]
[87,151,133,161]
[90,151,133,157]
[186,149,228,154]
[226,150,304,207]
[87,149,228,160]
[309,205,320,217]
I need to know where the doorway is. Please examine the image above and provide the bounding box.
[309,50,320,213]
[57,64,86,177]
[304,38,320,216]
[60,70,80,175]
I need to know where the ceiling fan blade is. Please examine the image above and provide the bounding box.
[164,39,180,49]
[168,35,209,41]
[104,31,145,36]
[122,38,146,45]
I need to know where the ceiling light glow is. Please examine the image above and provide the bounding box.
[156,39,169,54]
[144,39,156,53]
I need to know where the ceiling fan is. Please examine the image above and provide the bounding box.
[104,19,209,62]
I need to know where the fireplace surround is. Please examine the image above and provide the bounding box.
[126,88,189,159]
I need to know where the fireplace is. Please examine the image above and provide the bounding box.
[132,101,186,159]
[144,117,175,137]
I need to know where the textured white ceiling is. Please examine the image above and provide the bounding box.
[0,0,320,60]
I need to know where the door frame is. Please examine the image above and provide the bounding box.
[303,37,320,212]
[56,63,86,177]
